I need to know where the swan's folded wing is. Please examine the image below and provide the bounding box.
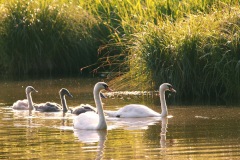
[12,99,28,110]
[72,104,96,115]
[104,105,161,118]
[34,102,62,112]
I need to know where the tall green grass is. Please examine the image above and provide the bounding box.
[111,5,240,103]
[87,0,239,103]
[0,0,239,103]
[0,0,108,76]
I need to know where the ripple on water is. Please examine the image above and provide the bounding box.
[1,95,240,159]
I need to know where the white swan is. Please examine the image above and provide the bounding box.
[73,82,112,130]
[34,88,73,112]
[70,93,106,115]
[105,83,176,118]
[12,86,38,110]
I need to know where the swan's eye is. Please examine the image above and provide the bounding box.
[102,83,112,92]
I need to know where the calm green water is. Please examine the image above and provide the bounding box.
[0,78,240,160]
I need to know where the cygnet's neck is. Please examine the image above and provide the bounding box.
[61,95,68,113]
[94,88,107,129]
[27,92,34,111]
[159,88,168,117]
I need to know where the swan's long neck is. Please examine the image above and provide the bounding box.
[94,88,107,130]
[27,92,34,111]
[61,95,68,113]
[159,88,168,117]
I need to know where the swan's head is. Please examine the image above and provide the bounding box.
[160,83,176,93]
[25,86,38,94]
[59,88,73,98]
[94,82,112,92]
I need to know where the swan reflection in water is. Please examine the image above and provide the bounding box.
[107,116,171,149]
[107,115,172,131]
[160,117,168,148]
[73,129,107,160]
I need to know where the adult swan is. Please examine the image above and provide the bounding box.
[105,83,176,118]
[73,82,112,130]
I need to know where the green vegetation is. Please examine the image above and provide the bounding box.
[0,0,239,103]
[0,0,109,76]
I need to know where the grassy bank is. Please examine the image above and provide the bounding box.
[125,9,240,103]
[87,0,240,103]
[0,0,111,76]
[0,0,239,103]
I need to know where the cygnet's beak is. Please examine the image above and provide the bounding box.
[68,93,73,98]
[170,88,176,93]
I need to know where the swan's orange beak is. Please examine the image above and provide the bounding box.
[105,86,113,92]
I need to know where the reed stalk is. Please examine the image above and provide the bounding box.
[0,0,239,103]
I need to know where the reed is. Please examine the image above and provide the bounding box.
[0,0,239,103]
[0,0,104,76]
[113,5,240,103]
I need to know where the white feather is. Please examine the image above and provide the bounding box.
[105,83,176,118]
[73,112,99,130]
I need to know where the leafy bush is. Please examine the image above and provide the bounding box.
[0,0,103,76]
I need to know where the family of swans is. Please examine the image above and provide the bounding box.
[12,82,176,130]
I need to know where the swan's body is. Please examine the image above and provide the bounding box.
[34,102,62,112]
[12,99,29,110]
[105,83,176,118]
[34,88,72,112]
[105,104,161,118]
[74,111,102,130]
[73,82,112,130]
[70,92,106,115]
[71,104,96,115]
[12,86,38,110]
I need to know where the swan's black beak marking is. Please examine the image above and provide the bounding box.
[103,84,113,92]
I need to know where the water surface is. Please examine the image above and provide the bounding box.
[0,78,240,159]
